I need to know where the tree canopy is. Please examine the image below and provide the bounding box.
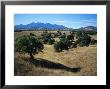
[15,35,44,59]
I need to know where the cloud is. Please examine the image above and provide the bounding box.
[53,20,66,23]
[71,22,82,24]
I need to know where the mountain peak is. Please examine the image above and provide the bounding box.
[14,22,66,31]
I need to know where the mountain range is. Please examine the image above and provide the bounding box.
[80,26,97,31]
[14,22,97,31]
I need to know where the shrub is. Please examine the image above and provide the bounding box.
[72,43,77,48]
[78,35,91,47]
[57,30,62,36]
[90,39,97,45]
[67,34,74,41]
[48,38,55,45]
[54,41,63,52]
[42,33,53,44]
[71,41,78,48]
[76,31,83,39]
[54,38,72,52]
[76,31,87,39]
[60,38,72,50]
[30,33,36,36]
[60,33,66,39]
[15,35,44,59]
[86,30,97,35]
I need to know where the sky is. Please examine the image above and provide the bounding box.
[14,14,97,29]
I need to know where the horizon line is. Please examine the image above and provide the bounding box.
[14,21,97,29]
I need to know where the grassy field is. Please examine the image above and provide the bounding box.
[14,31,97,76]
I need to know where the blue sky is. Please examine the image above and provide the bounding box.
[14,14,97,29]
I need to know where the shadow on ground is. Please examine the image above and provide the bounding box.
[27,58,81,72]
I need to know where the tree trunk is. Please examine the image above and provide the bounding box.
[30,53,34,59]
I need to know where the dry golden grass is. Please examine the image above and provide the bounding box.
[14,44,97,76]
[14,31,97,76]
[90,34,97,40]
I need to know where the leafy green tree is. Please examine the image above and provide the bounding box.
[78,35,91,47]
[75,31,91,47]
[76,31,87,39]
[54,41,63,52]
[54,38,72,52]
[60,38,72,50]
[41,32,54,44]
[76,31,82,39]
[15,35,44,59]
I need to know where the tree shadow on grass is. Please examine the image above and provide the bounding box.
[29,58,81,73]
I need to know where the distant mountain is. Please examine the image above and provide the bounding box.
[14,22,67,31]
[80,26,97,31]
[14,22,97,31]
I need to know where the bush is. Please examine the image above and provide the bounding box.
[71,41,78,48]
[75,31,91,47]
[42,32,53,44]
[78,35,91,47]
[30,33,36,36]
[76,31,83,39]
[90,39,97,45]
[76,31,87,39]
[86,30,97,35]
[15,35,44,59]
[54,38,72,52]
[48,38,55,45]
[67,34,74,41]
[60,33,66,39]
[57,30,62,36]
[54,41,63,52]
[42,37,49,44]
[60,38,72,50]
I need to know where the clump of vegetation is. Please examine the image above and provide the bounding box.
[60,33,66,39]
[75,31,92,47]
[48,38,55,45]
[54,41,63,52]
[86,30,97,35]
[15,35,44,59]
[78,35,91,47]
[90,39,97,45]
[67,31,74,41]
[76,31,83,39]
[57,30,62,37]
[54,31,77,52]
[41,31,55,45]
[54,38,72,52]
[71,42,77,48]
[30,33,36,36]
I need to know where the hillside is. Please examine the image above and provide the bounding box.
[15,44,97,76]
[14,30,97,76]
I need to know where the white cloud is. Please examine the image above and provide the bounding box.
[53,20,66,23]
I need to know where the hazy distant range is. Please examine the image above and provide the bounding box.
[14,22,97,31]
